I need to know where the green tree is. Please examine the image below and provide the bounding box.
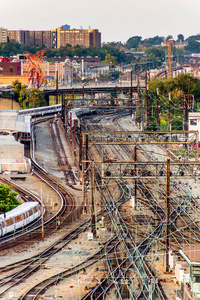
[11,80,22,101]
[0,184,20,216]
[143,36,164,46]
[18,86,31,109]
[185,40,200,53]
[147,74,200,131]
[177,34,184,42]
[29,88,47,108]
[103,54,117,66]
[125,36,142,50]
[166,35,173,40]
[186,34,200,42]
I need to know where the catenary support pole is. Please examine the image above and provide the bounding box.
[91,160,96,237]
[166,158,170,272]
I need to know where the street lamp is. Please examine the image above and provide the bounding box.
[10,92,14,110]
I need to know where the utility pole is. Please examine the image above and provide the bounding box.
[169,93,171,131]
[64,95,66,128]
[85,135,89,213]
[145,70,149,127]
[137,72,140,98]
[70,112,72,145]
[82,85,84,100]
[79,124,82,168]
[156,88,160,130]
[184,96,189,132]
[166,159,170,272]
[82,161,86,213]
[134,147,137,210]
[61,92,64,123]
[41,188,44,240]
[56,70,58,104]
[74,119,76,162]
[130,70,133,102]
[91,160,96,237]
[184,95,189,158]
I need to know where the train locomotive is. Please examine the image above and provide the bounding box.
[0,202,41,237]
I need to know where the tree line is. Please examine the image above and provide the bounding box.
[144,73,200,131]
[0,33,200,67]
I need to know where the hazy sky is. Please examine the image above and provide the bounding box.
[1,0,200,43]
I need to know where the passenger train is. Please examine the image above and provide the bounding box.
[18,104,62,117]
[0,202,41,237]
[18,104,97,118]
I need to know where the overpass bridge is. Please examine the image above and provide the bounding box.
[43,83,145,104]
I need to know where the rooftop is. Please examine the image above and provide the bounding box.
[0,110,30,133]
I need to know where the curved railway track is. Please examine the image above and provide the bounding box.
[1,109,199,299]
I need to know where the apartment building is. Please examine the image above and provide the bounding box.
[29,31,51,48]
[57,27,101,48]
[0,28,7,43]
[5,25,101,49]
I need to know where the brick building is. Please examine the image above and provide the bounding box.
[57,27,101,48]
[0,59,21,76]
[6,25,101,49]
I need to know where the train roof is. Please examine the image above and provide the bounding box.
[0,110,31,133]
[18,104,62,116]
[0,202,39,219]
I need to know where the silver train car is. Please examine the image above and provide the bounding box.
[18,104,62,117]
[0,202,41,237]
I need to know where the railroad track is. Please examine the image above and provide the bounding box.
[0,216,92,298]
[80,111,200,298]
[20,112,167,300]
[0,115,83,251]
[20,235,119,299]
[80,114,166,299]
[0,170,129,299]
[49,118,76,185]
[2,110,198,299]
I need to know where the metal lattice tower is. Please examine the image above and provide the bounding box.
[167,40,173,78]
[24,49,46,88]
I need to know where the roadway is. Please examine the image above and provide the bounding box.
[42,82,145,97]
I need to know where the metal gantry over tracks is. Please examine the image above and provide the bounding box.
[82,130,199,160]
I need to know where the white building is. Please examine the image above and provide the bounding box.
[0,110,31,172]
[0,135,27,173]
[189,112,200,142]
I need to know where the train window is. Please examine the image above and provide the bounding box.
[20,132,31,141]
[1,221,6,228]
[28,209,34,216]
[6,218,13,226]
[33,206,38,213]
[14,215,22,223]
[23,213,26,219]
